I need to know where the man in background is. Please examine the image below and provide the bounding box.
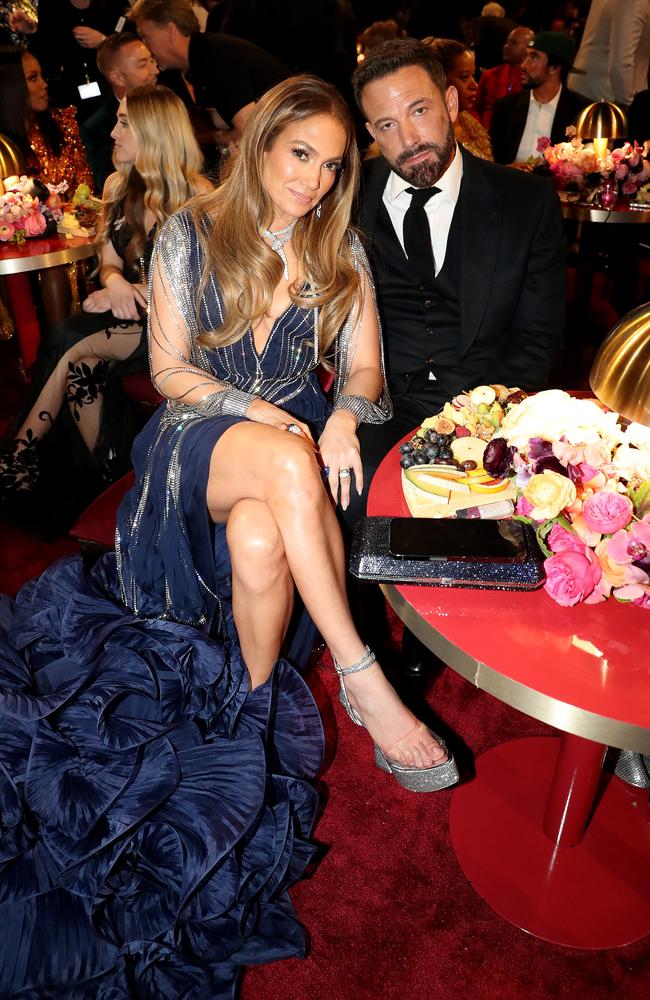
[474,24,534,129]
[490,32,589,165]
[130,0,287,145]
[82,32,159,190]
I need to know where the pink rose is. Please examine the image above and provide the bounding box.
[547,523,586,554]
[537,136,551,153]
[582,491,633,534]
[543,547,602,606]
[0,222,14,241]
[615,164,628,180]
[21,210,47,237]
[45,193,61,211]
[622,178,639,195]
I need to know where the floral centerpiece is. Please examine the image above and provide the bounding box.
[0,175,65,244]
[534,132,650,202]
[483,390,650,608]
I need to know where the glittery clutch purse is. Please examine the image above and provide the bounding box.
[349,516,545,590]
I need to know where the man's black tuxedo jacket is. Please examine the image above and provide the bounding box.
[490,85,591,164]
[358,147,567,405]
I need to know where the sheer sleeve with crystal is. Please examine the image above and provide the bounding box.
[148,212,255,418]
[330,230,392,424]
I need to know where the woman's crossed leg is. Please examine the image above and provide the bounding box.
[209,421,447,770]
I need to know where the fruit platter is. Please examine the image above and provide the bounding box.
[400,383,525,518]
[57,184,102,238]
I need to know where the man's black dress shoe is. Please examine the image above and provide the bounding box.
[401,627,433,679]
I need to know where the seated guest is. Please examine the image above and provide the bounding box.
[425,37,493,160]
[490,31,589,166]
[0,44,93,189]
[474,24,534,129]
[0,85,212,530]
[346,36,567,674]
[130,0,288,145]
[82,31,159,190]
[344,38,566,517]
[0,44,94,328]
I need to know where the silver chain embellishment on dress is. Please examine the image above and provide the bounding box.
[261,219,297,280]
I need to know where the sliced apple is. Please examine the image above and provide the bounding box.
[450,436,487,465]
[469,385,496,407]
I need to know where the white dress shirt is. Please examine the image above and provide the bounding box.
[382,143,463,278]
[515,87,562,162]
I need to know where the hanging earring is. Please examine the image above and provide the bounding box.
[316,202,322,220]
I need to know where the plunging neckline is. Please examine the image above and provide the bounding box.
[250,282,311,358]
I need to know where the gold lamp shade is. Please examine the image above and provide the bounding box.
[589,303,650,426]
[0,133,24,183]
[574,101,628,140]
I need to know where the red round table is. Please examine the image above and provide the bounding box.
[0,233,94,369]
[367,436,650,950]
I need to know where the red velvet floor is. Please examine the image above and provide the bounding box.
[2,267,650,998]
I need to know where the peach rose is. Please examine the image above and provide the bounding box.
[524,470,576,521]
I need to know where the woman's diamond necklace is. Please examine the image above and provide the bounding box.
[262,219,297,280]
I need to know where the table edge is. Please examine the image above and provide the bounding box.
[0,242,95,275]
[382,583,650,753]
[560,202,650,224]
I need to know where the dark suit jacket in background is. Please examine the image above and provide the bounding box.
[359,147,567,404]
[490,85,591,164]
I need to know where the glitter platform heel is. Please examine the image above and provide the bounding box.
[333,646,459,793]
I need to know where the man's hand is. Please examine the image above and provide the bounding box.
[72,26,106,49]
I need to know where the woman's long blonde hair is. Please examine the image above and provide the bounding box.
[98,84,204,266]
[193,75,361,361]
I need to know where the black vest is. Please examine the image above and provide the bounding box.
[372,187,470,408]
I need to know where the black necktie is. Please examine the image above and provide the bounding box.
[403,186,439,280]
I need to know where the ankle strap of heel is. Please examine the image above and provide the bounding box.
[333,645,376,677]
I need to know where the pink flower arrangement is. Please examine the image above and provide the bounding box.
[490,391,650,609]
[0,175,63,244]
[535,134,650,198]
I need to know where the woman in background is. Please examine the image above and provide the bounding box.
[0,44,93,188]
[0,84,211,528]
[425,37,494,161]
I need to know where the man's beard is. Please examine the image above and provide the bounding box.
[388,120,456,188]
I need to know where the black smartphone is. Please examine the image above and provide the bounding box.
[388,517,531,562]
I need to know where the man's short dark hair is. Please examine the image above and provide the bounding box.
[352,38,448,114]
[96,33,142,79]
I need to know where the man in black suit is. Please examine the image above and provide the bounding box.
[490,31,590,165]
[346,38,566,526]
[348,38,567,676]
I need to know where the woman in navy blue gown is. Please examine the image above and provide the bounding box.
[0,75,458,998]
